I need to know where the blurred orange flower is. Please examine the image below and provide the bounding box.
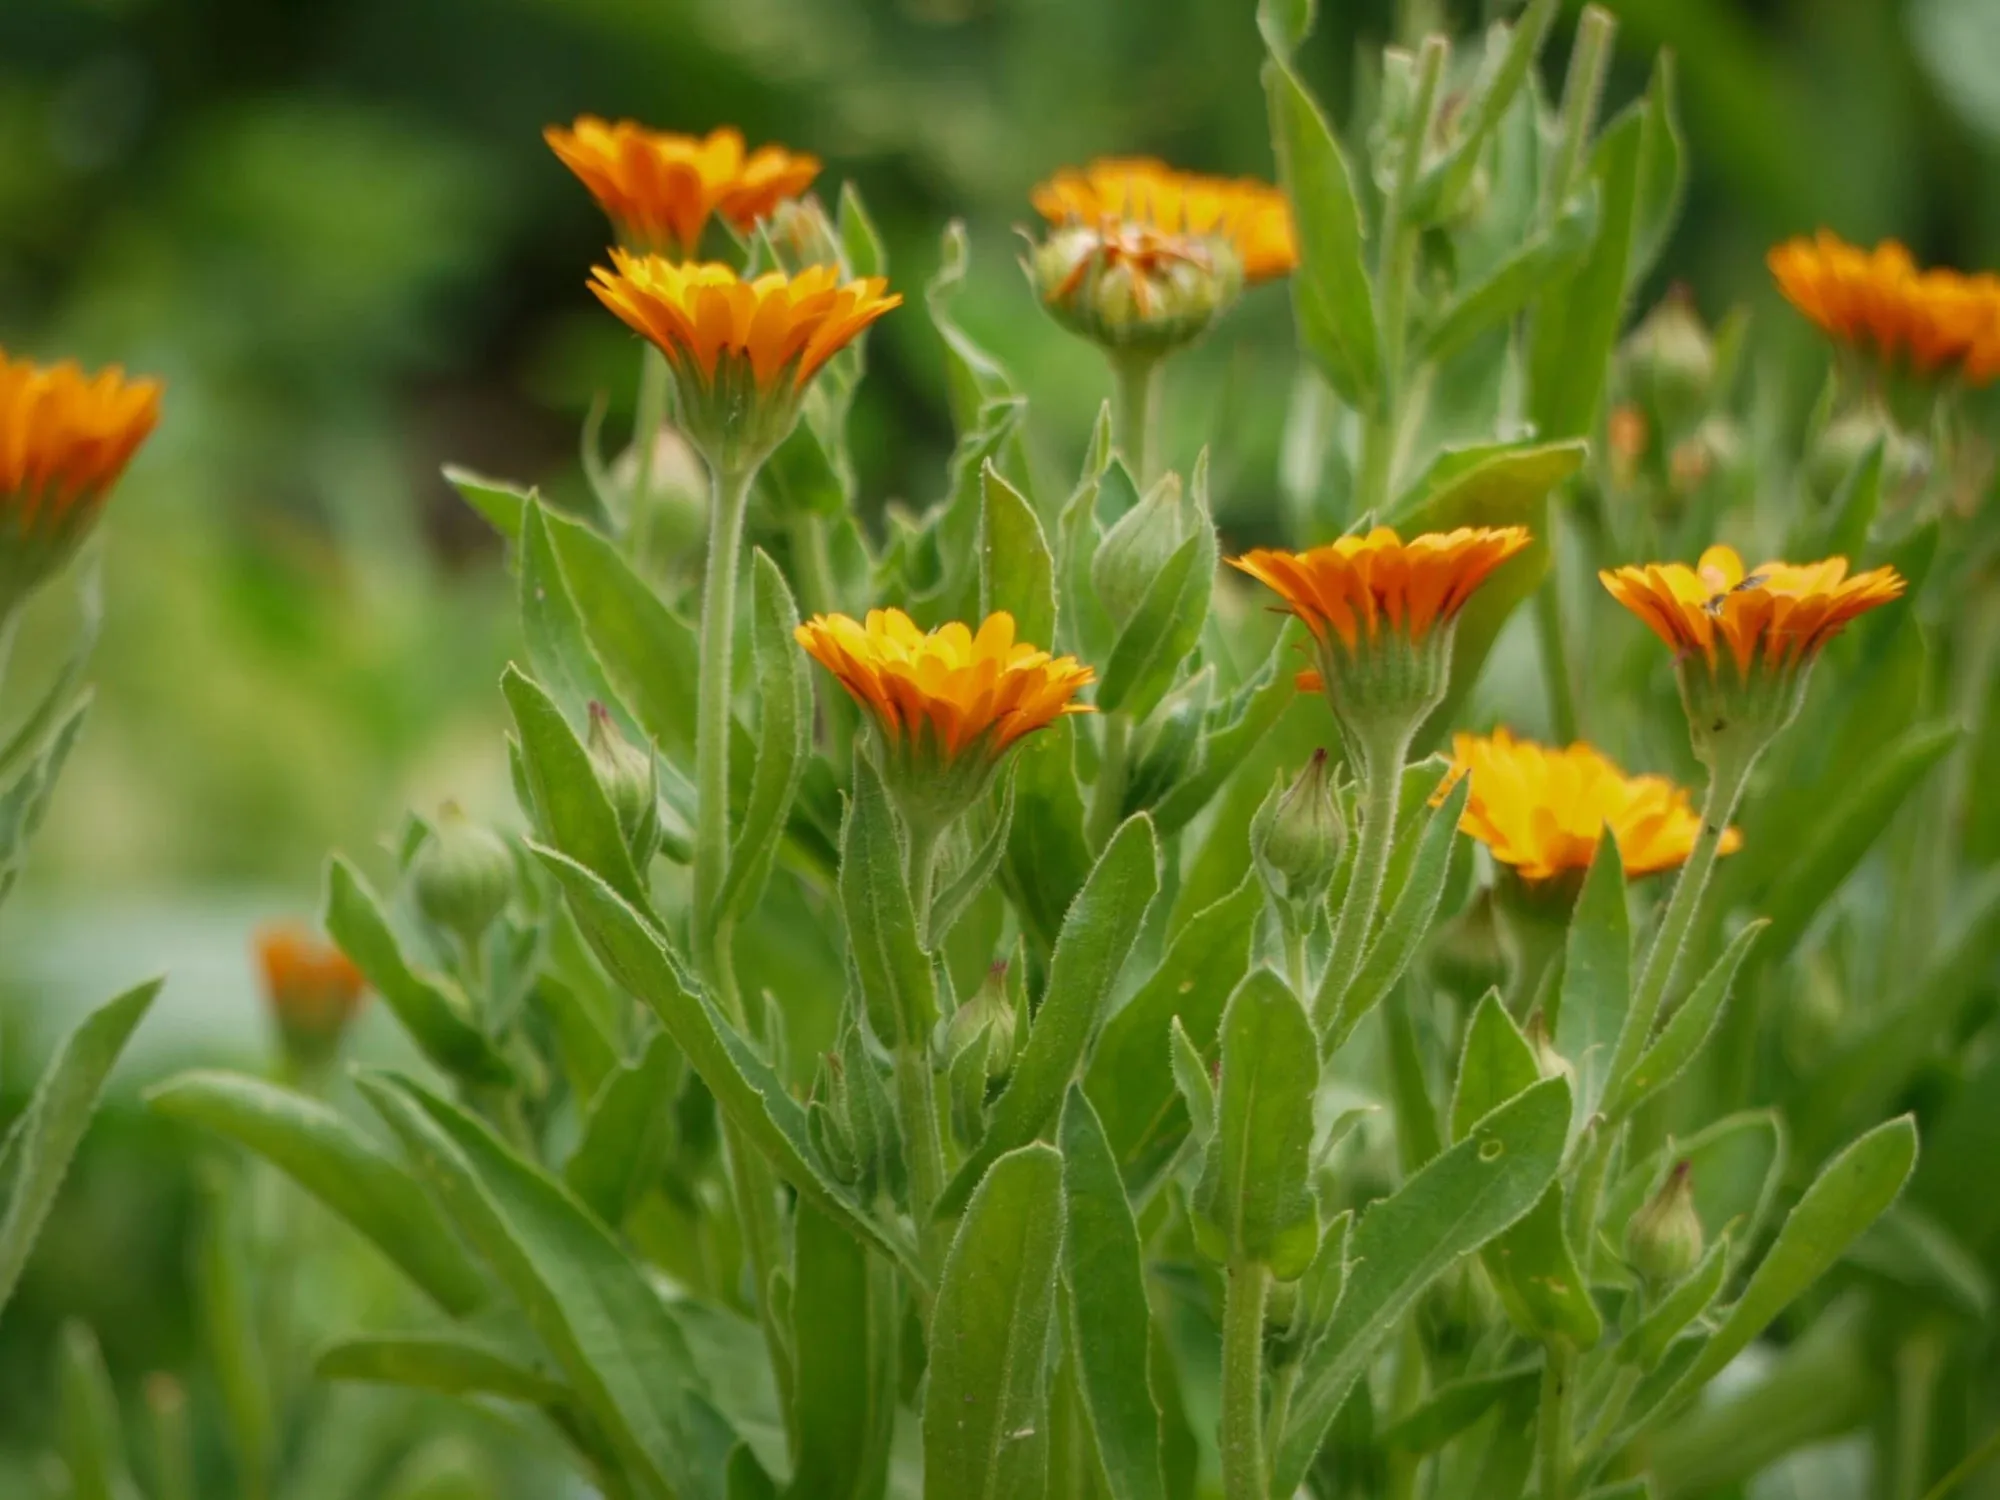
[1033,158,1297,284]
[1769,232,2000,385]
[255,923,367,1063]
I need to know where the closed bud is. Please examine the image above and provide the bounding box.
[1626,1159,1705,1286]
[807,1054,862,1186]
[1252,750,1346,912]
[254,923,367,1075]
[586,702,662,865]
[945,961,1020,1082]
[1522,1009,1575,1088]
[1093,472,1192,629]
[411,802,514,946]
[1625,290,1716,437]
[1029,223,1243,357]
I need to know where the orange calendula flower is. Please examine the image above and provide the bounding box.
[255,922,367,1068]
[1033,158,1297,284]
[590,252,899,467]
[1768,232,2000,386]
[1442,727,1741,882]
[1600,544,1904,678]
[0,350,160,611]
[546,118,819,259]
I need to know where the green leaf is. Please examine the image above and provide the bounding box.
[927,221,1018,432]
[1330,771,1470,1047]
[1264,56,1381,412]
[939,816,1160,1217]
[1256,0,1314,58]
[323,857,513,1088]
[1555,830,1629,1133]
[1621,1236,1730,1371]
[980,462,1057,649]
[0,569,99,784]
[0,694,90,907]
[837,181,885,281]
[0,978,158,1322]
[787,1198,897,1500]
[520,501,619,721]
[1527,108,1645,440]
[1629,52,1687,293]
[1380,1363,1539,1454]
[720,552,811,922]
[1449,990,1541,1142]
[1170,1018,1217,1145]
[1483,1184,1603,1346]
[923,1144,1065,1500]
[543,505,702,768]
[57,1321,141,1500]
[1060,1090,1166,1500]
[1193,971,1320,1277]
[1756,720,1959,964]
[359,1071,732,1500]
[1273,1076,1572,1495]
[444,465,530,544]
[1657,1117,1917,1410]
[196,1172,274,1498]
[532,844,920,1277]
[145,1070,487,1316]
[316,1325,568,1406]
[1097,519,1216,722]
[1418,187,1599,366]
[1607,919,1766,1120]
[564,1032,680,1228]
[1002,718,1096,951]
[1151,626,1300,837]
[504,664,649,913]
[1085,877,1262,1190]
[839,755,938,1050]
[931,770,1017,949]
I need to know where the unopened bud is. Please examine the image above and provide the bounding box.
[586,702,662,865]
[945,961,1021,1082]
[254,922,367,1073]
[1626,290,1716,437]
[1523,1010,1575,1088]
[1252,750,1347,912]
[1092,471,1191,628]
[1626,1159,1705,1285]
[411,802,514,945]
[1029,223,1243,356]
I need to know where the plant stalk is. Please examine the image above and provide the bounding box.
[1088,713,1132,852]
[901,818,948,1268]
[1538,1338,1578,1500]
[1317,720,1414,1039]
[1112,349,1164,485]
[692,461,755,1011]
[1221,1259,1272,1500]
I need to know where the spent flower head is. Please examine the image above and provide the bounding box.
[0,350,161,616]
[546,118,818,259]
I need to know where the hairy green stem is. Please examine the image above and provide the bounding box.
[1284,921,1312,1005]
[1112,350,1164,485]
[626,345,671,572]
[1538,1339,1578,1500]
[1089,713,1132,852]
[1317,722,1414,1039]
[900,820,948,1268]
[1221,1260,1272,1500]
[693,462,755,1007]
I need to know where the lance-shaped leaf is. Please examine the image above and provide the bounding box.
[0,695,90,907]
[927,220,1019,433]
[564,1032,680,1229]
[1629,53,1687,293]
[721,552,812,923]
[1621,1236,1730,1372]
[1193,970,1321,1278]
[317,1323,569,1406]
[1606,919,1766,1120]
[840,755,937,1050]
[1555,830,1629,1135]
[788,1198,897,1500]
[1418,185,1599,366]
[533,845,920,1277]
[930,770,1016,949]
[1097,510,1216,722]
[1264,55,1381,413]
[520,500,620,723]
[1085,876,1262,1190]
[444,465,531,543]
[1450,989,1541,1142]
[359,1071,733,1500]
[1150,626,1299,837]
[505,665,648,913]
[1060,1089,1166,1500]
[196,1172,273,1498]
[923,1143,1065,1500]
[1002,718,1098,950]
[324,857,513,1088]
[938,815,1159,1217]
[1484,1184,1603,1347]
[1380,1362,1540,1454]
[57,1320,141,1500]
[980,462,1057,648]
[146,1070,486,1316]
[0,977,159,1322]
[1273,1076,1571,1495]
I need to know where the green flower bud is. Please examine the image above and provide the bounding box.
[410,802,514,946]
[1251,750,1347,913]
[1092,471,1191,630]
[945,961,1021,1082]
[1625,1159,1705,1286]
[1625,291,1717,437]
[1522,1009,1575,1089]
[586,702,662,865]
[1029,223,1243,357]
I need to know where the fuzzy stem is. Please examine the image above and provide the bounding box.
[1538,1339,1578,1500]
[1284,921,1312,1005]
[1534,550,1581,743]
[895,1043,947,1275]
[1112,349,1164,485]
[693,461,755,1006]
[1317,720,1414,1039]
[1089,713,1132,853]
[1221,1260,1272,1500]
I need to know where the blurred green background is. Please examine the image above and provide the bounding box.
[0,0,1996,1480]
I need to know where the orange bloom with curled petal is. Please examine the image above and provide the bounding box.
[255,922,367,1065]
[546,118,819,259]
[1441,727,1741,882]
[1769,232,2000,386]
[1033,158,1297,284]
[796,609,1094,765]
[1600,544,1904,677]
[1231,526,1532,657]
[590,252,899,393]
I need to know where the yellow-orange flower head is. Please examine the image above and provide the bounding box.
[546,118,819,259]
[255,922,367,1068]
[1033,158,1297,284]
[1768,232,2000,386]
[1232,526,1531,765]
[1443,727,1742,883]
[797,609,1094,824]
[0,349,161,611]
[1602,543,1905,766]
[590,252,898,468]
